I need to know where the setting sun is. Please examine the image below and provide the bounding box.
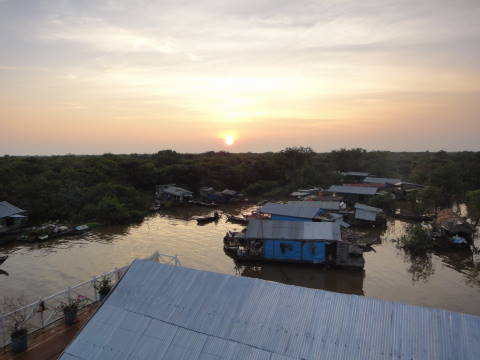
[224,135,235,146]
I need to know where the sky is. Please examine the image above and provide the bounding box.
[0,0,479,155]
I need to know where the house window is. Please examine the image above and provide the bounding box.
[279,243,293,254]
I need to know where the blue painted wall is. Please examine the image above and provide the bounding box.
[264,240,275,259]
[263,240,326,262]
[302,242,326,262]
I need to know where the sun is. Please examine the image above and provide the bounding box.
[224,135,235,146]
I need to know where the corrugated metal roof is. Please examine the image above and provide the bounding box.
[0,201,25,219]
[340,171,369,177]
[163,186,193,197]
[260,202,323,219]
[287,200,341,211]
[61,260,480,360]
[327,185,378,195]
[245,219,341,241]
[354,203,383,213]
[364,177,401,185]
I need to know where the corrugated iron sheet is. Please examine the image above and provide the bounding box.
[0,201,25,219]
[327,185,378,195]
[260,202,323,219]
[364,177,401,185]
[354,203,383,213]
[246,219,341,241]
[287,200,341,211]
[61,260,480,360]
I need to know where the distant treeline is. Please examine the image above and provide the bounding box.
[1,148,479,224]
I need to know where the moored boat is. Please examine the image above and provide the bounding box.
[226,214,248,225]
[196,212,220,224]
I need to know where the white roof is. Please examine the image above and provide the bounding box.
[61,260,480,360]
[327,185,378,195]
[287,200,341,211]
[364,177,401,185]
[260,202,323,219]
[354,203,383,213]
[246,219,341,241]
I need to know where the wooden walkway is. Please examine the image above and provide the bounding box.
[0,307,96,360]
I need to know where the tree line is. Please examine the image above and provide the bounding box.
[0,148,479,224]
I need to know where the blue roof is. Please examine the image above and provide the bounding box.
[61,260,480,360]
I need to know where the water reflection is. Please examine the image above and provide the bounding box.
[403,253,435,282]
[236,262,365,295]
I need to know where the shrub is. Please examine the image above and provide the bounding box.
[397,224,434,253]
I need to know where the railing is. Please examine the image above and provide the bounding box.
[0,251,180,349]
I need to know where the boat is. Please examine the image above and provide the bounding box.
[0,255,8,265]
[224,220,365,269]
[196,212,220,224]
[226,214,248,225]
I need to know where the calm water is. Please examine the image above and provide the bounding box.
[1,205,479,315]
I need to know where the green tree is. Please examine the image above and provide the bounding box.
[466,190,480,227]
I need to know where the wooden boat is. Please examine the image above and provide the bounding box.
[226,214,248,225]
[0,255,8,266]
[196,212,220,224]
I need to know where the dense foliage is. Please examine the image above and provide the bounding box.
[397,224,435,254]
[1,149,479,223]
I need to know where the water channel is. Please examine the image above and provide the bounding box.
[1,204,479,315]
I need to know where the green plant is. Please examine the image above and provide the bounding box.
[59,295,86,312]
[94,276,113,295]
[10,326,28,338]
[397,224,434,254]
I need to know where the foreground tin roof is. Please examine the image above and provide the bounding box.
[61,260,480,360]
[246,219,341,241]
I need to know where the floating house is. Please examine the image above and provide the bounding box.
[434,209,474,245]
[60,259,480,360]
[224,219,364,268]
[155,184,193,202]
[326,185,378,203]
[259,202,325,221]
[199,187,241,203]
[354,203,384,223]
[0,201,27,234]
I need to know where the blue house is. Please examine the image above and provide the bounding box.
[259,202,326,222]
[245,220,341,263]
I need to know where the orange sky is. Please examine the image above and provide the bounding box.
[1,0,479,154]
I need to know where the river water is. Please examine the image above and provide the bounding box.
[1,204,479,315]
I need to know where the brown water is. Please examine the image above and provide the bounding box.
[1,205,479,315]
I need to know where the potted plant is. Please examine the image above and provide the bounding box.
[10,323,28,353]
[1,297,29,353]
[94,276,112,301]
[59,295,86,325]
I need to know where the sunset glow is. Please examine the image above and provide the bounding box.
[224,135,236,146]
[0,1,479,154]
